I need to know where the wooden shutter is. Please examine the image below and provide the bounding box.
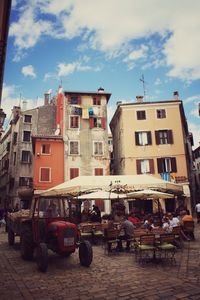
[136,160,142,174]
[168,130,173,144]
[78,96,81,105]
[147,131,152,145]
[89,118,94,128]
[157,158,163,173]
[171,158,177,172]
[101,117,106,129]
[135,132,139,145]
[155,131,160,145]
[70,168,79,179]
[95,168,103,176]
[41,168,50,181]
[149,159,155,174]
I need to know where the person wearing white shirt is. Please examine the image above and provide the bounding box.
[195,202,200,223]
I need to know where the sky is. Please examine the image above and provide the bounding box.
[2,0,200,148]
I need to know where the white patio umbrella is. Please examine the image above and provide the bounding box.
[126,189,174,200]
[77,190,127,200]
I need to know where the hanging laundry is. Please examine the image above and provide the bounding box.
[88,107,94,116]
[71,106,82,115]
[82,108,89,119]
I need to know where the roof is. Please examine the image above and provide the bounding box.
[64,90,112,102]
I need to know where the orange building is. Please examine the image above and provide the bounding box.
[32,135,64,192]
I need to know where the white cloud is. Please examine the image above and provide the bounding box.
[57,61,93,77]
[21,65,36,78]
[10,1,200,81]
[154,78,162,85]
[184,95,200,104]
[1,84,43,129]
[188,122,200,149]
[124,45,148,62]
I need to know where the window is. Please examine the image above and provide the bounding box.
[70,168,79,179]
[157,157,177,173]
[41,144,51,154]
[94,168,103,175]
[19,177,33,187]
[137,110,146,120]
[136,159,155,174]
[69,95,81,105]
[40,168,51,182]
[155,130,173,145]
[21,150,31,163]
[157,109,166,119]
[89,117,106,129]
[23,131,31,142]
[93,96,101,105]
[135,131,152,146]
[13,132,18,144]
[24,115,32,123]
[13,152,16,165]
[69,141,79,155]
[70,116,79,128]
[94,142,103,156]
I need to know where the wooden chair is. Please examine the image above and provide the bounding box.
[171,226,183,249]
[135,234,156,263]
[157,233,176,264]
[92,224,103,244]
[183,221,195,240]
[103,228,120,254]
[80,224,93,240]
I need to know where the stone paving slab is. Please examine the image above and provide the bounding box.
[0,224,200,299]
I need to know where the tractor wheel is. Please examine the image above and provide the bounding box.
[8,229,15,245]
[79,240,93,267]
[36,243,48,272]
[20,225,34,260]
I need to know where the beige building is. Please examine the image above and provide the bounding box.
[110,94,194,213]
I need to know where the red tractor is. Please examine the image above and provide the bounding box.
[7,196,93,272]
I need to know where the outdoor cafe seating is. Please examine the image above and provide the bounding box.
[79,222,104,244]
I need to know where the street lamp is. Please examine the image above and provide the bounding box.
[0,108,6,128]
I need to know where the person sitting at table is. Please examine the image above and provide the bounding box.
[168,213,180,228]
[162,216,172,233]
[116,215,135,252]
[128,211,140,226]
[81,208,91,222]
[90,205,101,223]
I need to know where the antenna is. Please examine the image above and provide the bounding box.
[140,74,146,99]
[19,93,22,107]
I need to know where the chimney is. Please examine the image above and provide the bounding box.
[98,87,104,93]
[173,91,179,100]
[44,93,50,105]
[136,96,144,103]
[22,100,27,111]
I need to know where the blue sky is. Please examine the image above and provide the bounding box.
[2,0,200,147]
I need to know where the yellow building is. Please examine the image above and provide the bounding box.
[110,95,194,213]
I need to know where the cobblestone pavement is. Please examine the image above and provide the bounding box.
[0,225,200,300]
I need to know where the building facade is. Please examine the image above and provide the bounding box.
[193,146,200,203]
[56,88,111,181]
[110,94,194,213]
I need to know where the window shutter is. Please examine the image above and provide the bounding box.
[78,96,81,105]
[101,117,106,129]
[171,158,177,172]
[89,118,94,128]
[155,131,160,145]
[136,160,141,174]
[70,168,79,179]
[95,168,103,176]
[149,159,155,174]
[157,158,163,173]
[147,131,152,145]
[168,130,173,144]
[135,132,139,145]
[68,97,71,104]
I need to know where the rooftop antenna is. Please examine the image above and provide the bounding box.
[18,93,22,107]
[140,74,146,100]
